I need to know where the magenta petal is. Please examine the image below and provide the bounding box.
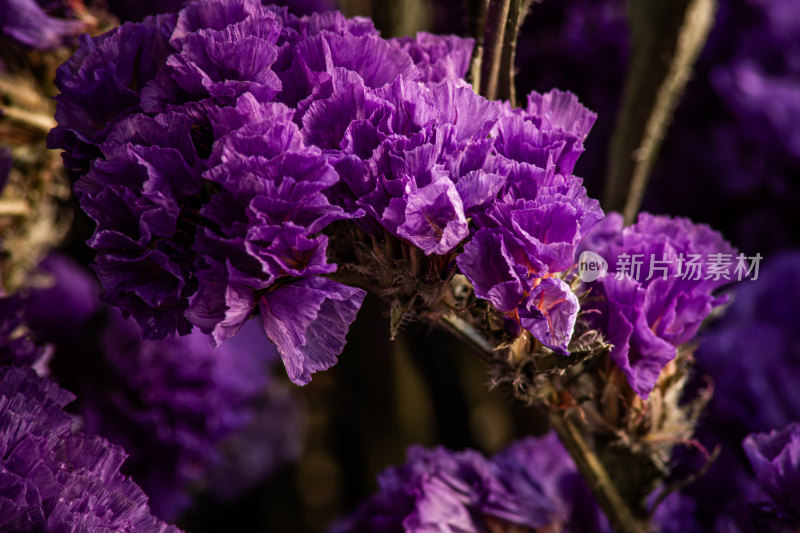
[259,277,365,385]
[601,276,676,399]
[519,278,578,355]
[397,179,469,255]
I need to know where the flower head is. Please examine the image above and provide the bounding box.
[582,212,737,398]
[48,0,607,381]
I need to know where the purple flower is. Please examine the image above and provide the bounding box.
[259,276,365,385]
[48,15,177,177]
[0,0,84,49]
[396,178,469,255]
[456,228,525,313]
[335,431,612,532]
[108,0,336,23]
[0,365,183,532]
[390,33,474,83]
[48,0,603,380]
[583,212,737,398]
[744,424,800,513]
[24,254,304,519]
[48,3,379,384]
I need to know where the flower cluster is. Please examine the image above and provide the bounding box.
[334,431,611,532]
[0,362,183,532]
[108,0,335,22]
[23,254,304,520]
[581,212,737,398]
[48,0,606,383]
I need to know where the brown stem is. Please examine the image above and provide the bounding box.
[497,0,534,104]
[438,312,648,531]
[602,0,717,223]
[548,411,647,533]
[478,0,512,100]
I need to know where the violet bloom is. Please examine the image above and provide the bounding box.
[452,91,603,354]
[583,212,737,398]
[47,3,389,384]
[48,0,604,383]
[108,0,336,22]
[0,365,183,532]
[333,431,613,532]
[742,424,800,530]
[24,254,304,520]
[0,0,84,49]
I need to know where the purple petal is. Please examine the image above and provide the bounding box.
[259,277,365,385]
[397,179,469,255]
[456,228,524,313]
[519,278,579,355]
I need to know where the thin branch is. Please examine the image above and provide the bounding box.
[479,0,512,100]
[602,0,717,223]
[438,310,647,532]
[440,312,494,356]
[497,0,534,104]
[549,410,647,533]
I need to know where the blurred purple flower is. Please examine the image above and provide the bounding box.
[0,0,84,49]
[334,431,617,532]
[0,363,184,532]
[24,254,304,520]
[742,423,800,528]
[677,251,800,529]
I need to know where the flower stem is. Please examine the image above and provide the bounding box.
[437,311,648,532]
[478,0,512,100]
[602,0,716,223]
[548,410,647,533]
[497,0,534,105]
